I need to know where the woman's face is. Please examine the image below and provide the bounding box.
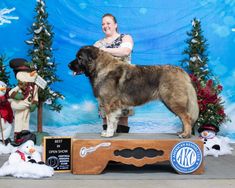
[102,16,117,37]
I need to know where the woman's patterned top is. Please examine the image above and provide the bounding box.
[94,34,131,64]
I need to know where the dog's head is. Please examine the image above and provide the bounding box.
[68,46,99,76]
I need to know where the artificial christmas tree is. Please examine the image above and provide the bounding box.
[181,18,229,134]
[0,54,10,85]
[25,0,63,133]
[0,55,13,145]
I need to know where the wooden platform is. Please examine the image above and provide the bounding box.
[72,133,204,175]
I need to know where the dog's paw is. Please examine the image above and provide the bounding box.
[101,130,107,137]
[178,132,191,139]
[177,131,183,135]
[101,130,114,137]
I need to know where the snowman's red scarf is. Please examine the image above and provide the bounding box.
[0,95,13,123]
[16,150,26,161]
[21,83,35,100]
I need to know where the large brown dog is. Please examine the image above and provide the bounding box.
[69,46,199,138]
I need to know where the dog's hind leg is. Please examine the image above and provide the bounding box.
[177,113,192,138]
[162,99,192,138]
[101,109,122,137]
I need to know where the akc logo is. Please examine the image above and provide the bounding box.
[170,141,202,174]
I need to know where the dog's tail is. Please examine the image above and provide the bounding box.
[187,83,199,126]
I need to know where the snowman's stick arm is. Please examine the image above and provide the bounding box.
[0,114,5,145]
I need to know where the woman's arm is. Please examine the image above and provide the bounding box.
[94,40,104,48]
[101,35,134,57]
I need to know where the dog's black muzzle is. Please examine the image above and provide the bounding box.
[68,59,84,75]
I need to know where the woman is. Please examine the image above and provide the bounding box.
[94,13,134,133]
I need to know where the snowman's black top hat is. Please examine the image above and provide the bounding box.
[9,58,33,76]
[11,130,36,146]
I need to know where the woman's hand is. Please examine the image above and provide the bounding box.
[101,35,133,57]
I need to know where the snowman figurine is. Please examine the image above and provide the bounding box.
[198,124,221,157]
[0,81,13,145]
[9,131,43,164]
[199,127,217,139]
[8,58,39,144]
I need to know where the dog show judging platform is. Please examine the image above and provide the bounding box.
[72,133,204,175]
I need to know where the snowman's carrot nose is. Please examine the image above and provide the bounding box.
[30,71,37,77]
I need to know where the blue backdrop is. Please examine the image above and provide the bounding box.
[0,0,234,140]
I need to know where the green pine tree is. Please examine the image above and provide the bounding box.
[181,18,229,133]
[0,54,10,85]
[181,18,211,85]
[25,0,63,132]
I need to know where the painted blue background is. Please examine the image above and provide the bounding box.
[0,0,234,140]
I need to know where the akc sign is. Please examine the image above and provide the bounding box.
[170,141,202,174]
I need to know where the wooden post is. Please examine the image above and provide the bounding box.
[37,100,43,133]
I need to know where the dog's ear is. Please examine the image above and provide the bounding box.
[82,46,99,61]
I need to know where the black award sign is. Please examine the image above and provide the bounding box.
[43,137,72,172]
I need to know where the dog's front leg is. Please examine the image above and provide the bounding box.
[101,109,121,137]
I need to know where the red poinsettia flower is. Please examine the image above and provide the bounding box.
[217,108,225,116]
[189,74,201,88]
[207,79,213,88]
[206,94,218,104]
[190,74,198,82]
[198,100,206,111]
[190,73,229,126]
[217,85,223,91]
